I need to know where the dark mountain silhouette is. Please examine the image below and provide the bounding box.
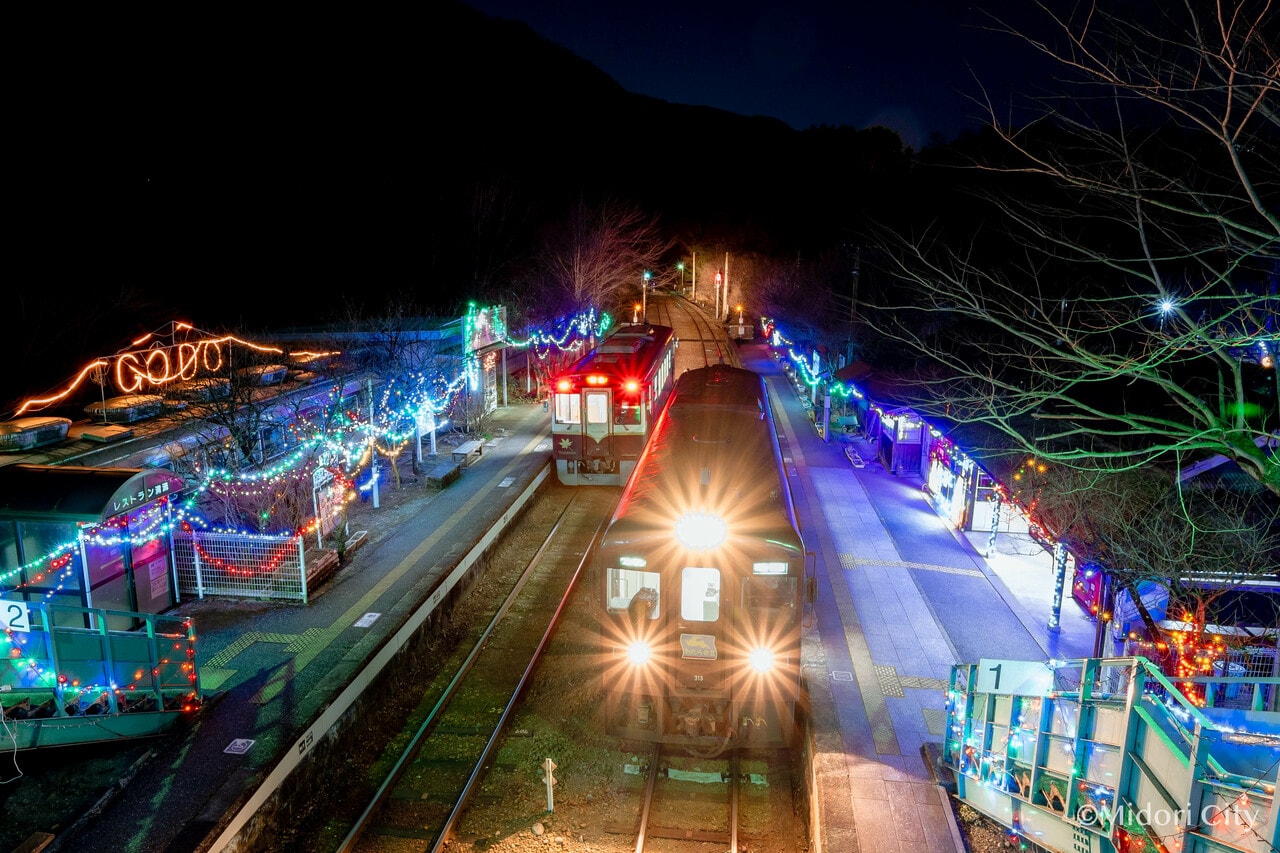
[5,2,915,412]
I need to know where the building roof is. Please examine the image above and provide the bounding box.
[833,361,874,384]
[0,464,184,523]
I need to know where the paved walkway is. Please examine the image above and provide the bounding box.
[739,343,1096,853]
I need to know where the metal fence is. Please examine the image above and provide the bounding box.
[1121,640,1280,710]
[173,528,309,603]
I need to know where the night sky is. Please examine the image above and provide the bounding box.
[461,0,1057,150]
[6,2,1058,411]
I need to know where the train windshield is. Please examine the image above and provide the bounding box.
[607,567,661,618]
[554,394,581,425]
[614,402,642,425]
[743,576,797,625]
[680,566,720,622]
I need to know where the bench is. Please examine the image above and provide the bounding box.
[452,439,484,465]
[426,460,462,488]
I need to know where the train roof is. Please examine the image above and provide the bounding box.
[560,324,675,376]
[670,364,766,411]
[602,365,802,551]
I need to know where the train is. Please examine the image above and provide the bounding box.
[595,364,812,753]
[549,323,678,486]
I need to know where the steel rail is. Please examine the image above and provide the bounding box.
[337,489,611,851]
[633,743,662,853]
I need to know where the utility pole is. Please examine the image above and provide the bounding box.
[691,251,697,302]
[849,246,860,341]
[724,252,730,318]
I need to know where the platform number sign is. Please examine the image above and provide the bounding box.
[977,658,1053,696]
[1,601,31,633]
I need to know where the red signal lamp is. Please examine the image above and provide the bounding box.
[556,379,572,392]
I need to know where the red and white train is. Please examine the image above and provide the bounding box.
[549,323,678,486]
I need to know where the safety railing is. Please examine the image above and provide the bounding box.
[945,656,1280,853]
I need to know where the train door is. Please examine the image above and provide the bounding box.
[675,565,728,693]
[582,388,612,467]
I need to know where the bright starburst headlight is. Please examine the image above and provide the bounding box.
[626,641,653,665]
[747,646,776,673]
[674,511,727,550]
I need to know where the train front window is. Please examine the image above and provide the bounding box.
[606,567,661,618]
[585,391,610,425]
[554,394,580,425]
[614,402,641,426]
[743,576,797,626]
[681,566,720,622]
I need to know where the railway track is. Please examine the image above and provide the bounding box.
[338,486,617,851]
[603,743,795,853]
[257,484,617,852]
[649,292,741,370]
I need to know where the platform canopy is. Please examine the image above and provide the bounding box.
[0,464,184,523]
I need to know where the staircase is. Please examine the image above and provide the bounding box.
[0,601,202,750]
[945,656,1280,853]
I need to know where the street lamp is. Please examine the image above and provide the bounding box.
[633,303,641,323]
[642,270,651,321]
[677,261,685,295]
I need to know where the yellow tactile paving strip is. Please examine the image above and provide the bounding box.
[835,553,961,754]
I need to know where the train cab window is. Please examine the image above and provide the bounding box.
[613,403,641,426]
[585,391,610,425]
[743,576,797,625]
[607,568,661,618]
[554,394,581,425]
[681,566,720,622]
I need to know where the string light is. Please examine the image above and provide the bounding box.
[15,321,339,417]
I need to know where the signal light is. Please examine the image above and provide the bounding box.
[586,374,608,386]
[624,380,639,393]
[556,379,571,392]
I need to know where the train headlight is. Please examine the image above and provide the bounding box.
[747,646,776,674]
[674,511,727,550]
[626,640,653,666]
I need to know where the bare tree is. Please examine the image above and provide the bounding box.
[750,248,856,364]
[533,198,674,321]
[1006,458,1280,659]
[328,296,458,483]
[465,178,532,294]
[502,198,672,400]
[862,0,1279,496]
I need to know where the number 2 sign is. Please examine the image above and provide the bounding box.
[1,601,31,634]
